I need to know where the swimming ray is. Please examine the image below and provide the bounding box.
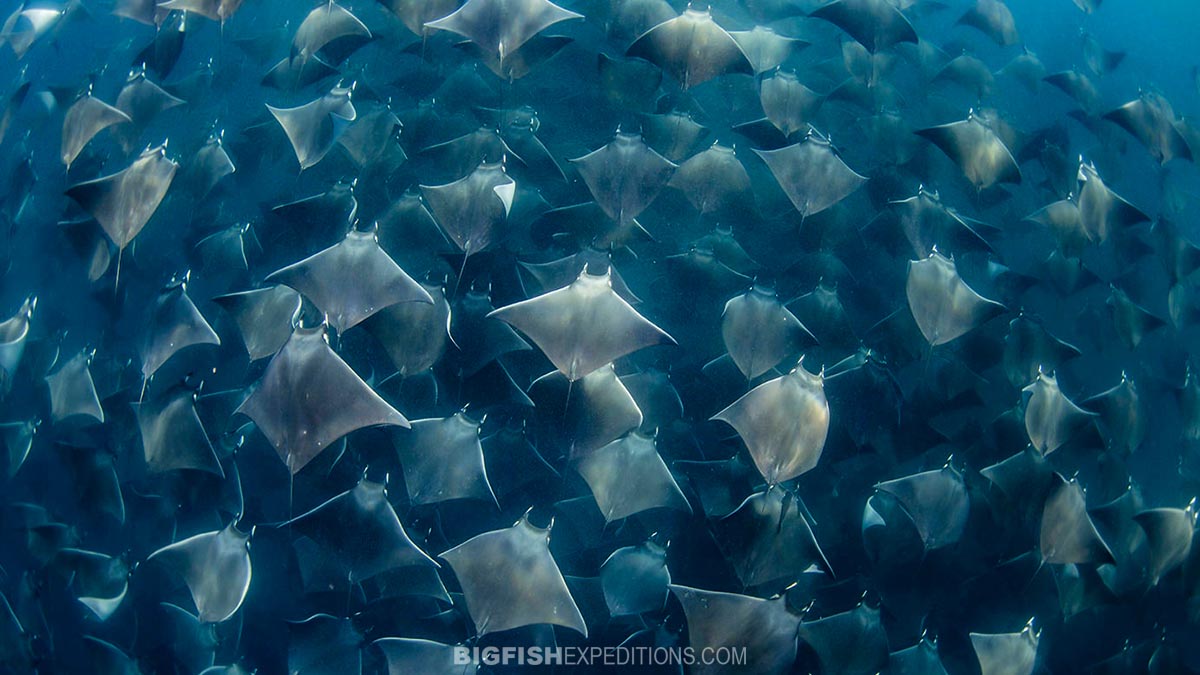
[139,274,220,381]
[134,383,224,476]
[1084,373,1145,455]
[235,322,410,474]
[424,0,581,64]
[338,102,402,169]
[286,477,437,581]
[1040,473,1113,565]
[365,279,451,379]
[114,67,185,152]
[1002,315,1081,389]
[1024,198,1088,257]
[999,47,1045,93]
[450,286,531,377]
[889,186,992,258]
[906,250,1004,346]
[711,359,829,485]
[1108,285,1165,349]
[2,5,66,59]
[600,540,670,616]
[51,548,128,621]
[158,0,245,22]
[575,431,689,523]
[875,464,968,550]
[668,142,751,216]
[730,26,807,74]
[393,412,496,505]
[809,0,918,53]
[956,0,1019,46]
[1134,503,1195,586]
[213,286,302,361]
[722,282,815,380]
[1103,92,1191,165]
[374,638,476,675]
[1022,369,1095,455]
[0,296,34,391]
[440,513,587,636]
[267,84,356,170]
[289,614,363,675]
[888,638,948,675]
[758,70,823,139]
[292,0,371,57]
[670,585,800,675]
[66,142,177,253]
[420,160,515,260]
[83,637,139,675]
[755,130,867,219]
[489,266,675,381]
[570,131,676,225]
[520,248,638,303]
[712,487,832,588]
[1043,70,1099,114]
[45,348,103,425]
[60,89,130,168]
[797,604,889,675]
[641,109,710,162]
[267,225,431,334]
[187,131,236,198]
[0,418,36,478]
[147,523,251,622]
[528,364,643,459]
[625,8,753,88]
[1076,159,1148,243]
[970,625,1039,675]
[916,112,1021,189]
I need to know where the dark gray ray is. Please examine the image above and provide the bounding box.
[1077,159,1148,243]
[1182,364,1200,441]
[489,266,675,381]
[52,548,129,621]
[520,249,638,303]
[999,48,1045,93]
[60,91,130,168]
[134,383,223,476]
[1108,285,1165,349]
[58,443,126,524]
[798,604,889,675]
[875,464,968,550]
[888,638,948,675]
[889,186,992,258]
[1085,373,1145,455]
[289,614,362,675]
[188,131,236,198]
[440,513,587,636]
[235,323,410,474]
[374,638,476,675]
[934,54,994,99]
[394,412,495,505]
[421,161,515,257]
[286,477,437,581]
[1135,504,1195,586]
[451,287,531,377]
[114,68,185,152]
[1103,92,1191,165]
[712,487,831,587]
[570,131,676,225]
[809,0,917,53]
[731,26,807,74]
[956,0,1018,46]
[916,113,1021,189]
[1023,369,1095,455]
[620,367,683,429]
[140,276,220,380]
[668,142,751,216]
[625,8,753,88]
[602,0,674,46]
[193,221,252,277]
[380,0,459,36]
[670,585,800,675]
[0,296,34,388]
[641,109,710,162]
[1044,70,1099,114]
[907,250,1004,346]
[292,0,371,56]
[213,286,303,361]
[66,143,177,251]
[1040,473,1113,565]
[45,348,103,425]
[575,431,689,522]
[338,102,401,168]
[755,130,866,218]
[598,52,663,113]
[759,70,822,139]
[600,540,669,616]
[1002,315,1081,389]
[425,0,581,63]
[365,280,450,378]
[1024,198,1087,257]
[529,364,642,459]
[0,419,36,478]
[481,419,558,503]
[267,226,431,333]
[464,33,573,80]
[262,49,338,91]
[1054,562,1114,619]
[712,359,829,485]
[419,127,518,177]
[159,0,245,22]
[147,523,251,622]
[159,603,218,673]
[267,84,356,170]
[722,283,814,380]
[83,636,138,675]
[969,625,1038,675]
